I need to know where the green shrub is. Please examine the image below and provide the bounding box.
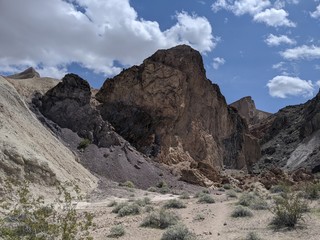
[140,210,179,229]
[145,205,154,213]
[304,183,320,200]
[250,198,269,210]
[117,203,141,217]
[245,232,262,240]
[179,192,190,199]
[163,199,186,209]
[227,190,238,198]
[194,189,210,198]
[112,202,128,214]
[193,213,205,221]
[223,184,232,190]
[0,182,94,240]
[197,194,215,204]
[77,138,91,150]
[157,180,168,188]
[147,187,157,192]
[270,193,309,229]
[237,192,257,207]
[108,225,125,238]
[134,197,151,207]
[119,181,135,188]
[231,206,253,218]
[161,224,196,240]
[107,200,118,207]
[270,184,289,194]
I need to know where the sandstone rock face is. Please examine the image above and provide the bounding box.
[96,45,260,178]
[254,91,320,173]
[230,96,271,126]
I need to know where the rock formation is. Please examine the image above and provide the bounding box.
[38,73,166,188]
[7,67,40,79]
[96,45,260,183]
[0,75,97,194]
[253,91,320,174]
[230,96,271,126]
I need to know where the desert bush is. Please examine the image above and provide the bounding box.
[108,225,125,238]
[77,138,91,150]
[194,189,210,198]
[140,210,179,229]
[250,198,269,210]
[270,192,309,229]
[134,197,151,207]
[231,206,253,218]
[117,203,141,217]
[179,192,190,199]
[304,183,320,200]
[227,190,238,198]
[147,187,157,192]
[163,199,186,209]
[161,224,196,240]
[119,181,135,189]
[270,183,290,194]
[193,213,205,221]
[237,192,257,207]
[223,184,232,190]
[112,202,128,214]
[107,200,118,207]
[197,194,215,204]
[145,205,154,213]
[0,181,94,240]
[245,232,261,240]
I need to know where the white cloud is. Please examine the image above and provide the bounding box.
[265,34,296,46]
[212,57,226,69]
[253,8,296,27]
[281,45,320,60]
[212,0,271,15]
[310,4,320,19]
[316,80,320,87]
[267,75,314,98]
[287,0,299,4]
[272,62,287,71]
[212,1,295,28]
[0,0,216,78]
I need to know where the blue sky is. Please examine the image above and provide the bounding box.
[0,0,320,113]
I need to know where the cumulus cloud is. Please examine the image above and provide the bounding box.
[265,34,296,46]
[281,45,320,60]
[310,4,320,19]
[212,0,271,15]
[212,57,226,69]
[253,8,296,27]
[0,0,216,78]
[267,75,314,98]
[272,62,287,71]
[212,0,295,28]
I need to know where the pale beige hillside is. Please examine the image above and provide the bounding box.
[0,76,97,195]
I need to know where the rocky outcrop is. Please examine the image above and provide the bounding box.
[0,76,97,194]
[253,91,320,173]
[96,45,260,180]
[230,96,271,126]
[7,67,40,79]
[38,73,166,188]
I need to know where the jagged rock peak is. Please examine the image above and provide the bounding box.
[7,67,40,79]
[43,73,91,105]
[96,44,260,185]
[230,96,271,126]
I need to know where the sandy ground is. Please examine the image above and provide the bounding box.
[74,189,320,240]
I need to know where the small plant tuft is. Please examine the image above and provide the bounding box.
[119,181,135,189]
[108,225,125,238]
[231,206,253,218]
[245,232,262,240]
[163,199,186,209]
[161,224,196,240]
[77,138,91,150]
[140,210,179,229]
[179,192,190,199]
[227,190,237,198]
[193,213,205,221]
[197,194,215,204]
[117,203,141,217]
